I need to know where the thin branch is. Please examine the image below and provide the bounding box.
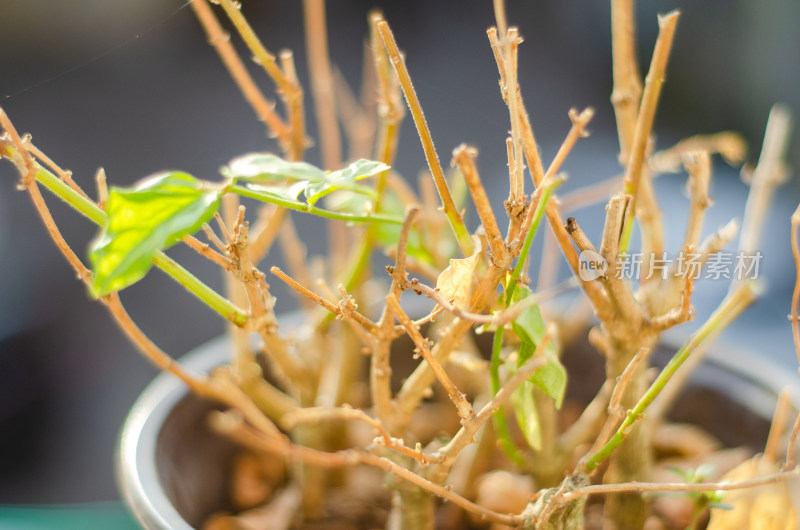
[558,380,613,452]
[217,0,288,88]
[216,0,308,160]
[202,223,228,254]
[565,217,599,256]
[619,10,680,252]
[765,389,792,463]
[452,145,508,265]
[283,406,442,464]
[792,204,800,369]
[608,348,651,418]
[515,108,610,318]
[302,0,342,169]
[490,0,526,209]
[487,24,541,191]
[190,0,290,146]
[515,108,595,260]
[94,167,108,210]
[368,10,403,198]
[610,0,643,164]
[279,50,308,161]
[733,104,793,292]
[371,207,420,426]
[579,349,651,471]
[633,141,664,266]
[784,411,800,471]
[385,293,474,422]
[283,405,390,442]
[376,20,473,257]
[682,151,713,251]
[25,177,94,282]
[493,15,524,205]
[212,412,522,527]
[24,139,91,201]
[2,119,263,427]
[0,112,36,185]
[387,206,419,294]
[437,333,552,468]
[409,279,538,327]
[567,214,641,323]
[697,219,739,266]
[650,131,747,173]
[182,234,232,269]
[270,266,377,332]
[104,293,217,396]
[554,467,800,507]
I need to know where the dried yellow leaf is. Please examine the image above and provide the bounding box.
[707,456,798,530]
[435,237,483,308]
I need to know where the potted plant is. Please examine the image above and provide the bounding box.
[1,0,798,528]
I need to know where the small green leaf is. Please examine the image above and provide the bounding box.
[511,380,542,451]
[90,172,222,296]
[224,153,326,183]
[226,154,388,206]
[305,159,388,205]
[509,285,567,409]
[248,181,309,202]
[330,159,390,182]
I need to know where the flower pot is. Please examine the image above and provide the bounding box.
[116,331,800,529]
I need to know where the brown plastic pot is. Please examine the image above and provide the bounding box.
[116,333,800,529]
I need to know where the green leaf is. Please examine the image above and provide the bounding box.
[224,153,326,183]
[248,181,309,202]
[225,154,387,206]
[509,285,567,409]
[90,172,222,296]
[305,158,388,205]
[511,380,542,451]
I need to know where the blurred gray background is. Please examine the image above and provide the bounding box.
[0,0,798,505]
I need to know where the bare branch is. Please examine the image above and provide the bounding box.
[211,412,523,527]
[682,151,712,251]
[437,331,552,468]
[94,167,108,210]
[784,410,800,471]
[182,234,233,270]
[650,131,747,173]
[377,20,473,257]
[190,0,290,146]
[610,0,643,164]
[385,293,474,422]
[302,0,341,169]
[554,467,800,506]
[620,11,680,249]
[270,266,377,332]
[791,204,800,370]
[452,145,508,265]
[765,389,792,463]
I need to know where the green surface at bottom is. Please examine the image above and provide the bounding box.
[0,502,139,529]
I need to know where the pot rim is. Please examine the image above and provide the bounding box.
[116,332,800,530]
[116,336,229,530]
